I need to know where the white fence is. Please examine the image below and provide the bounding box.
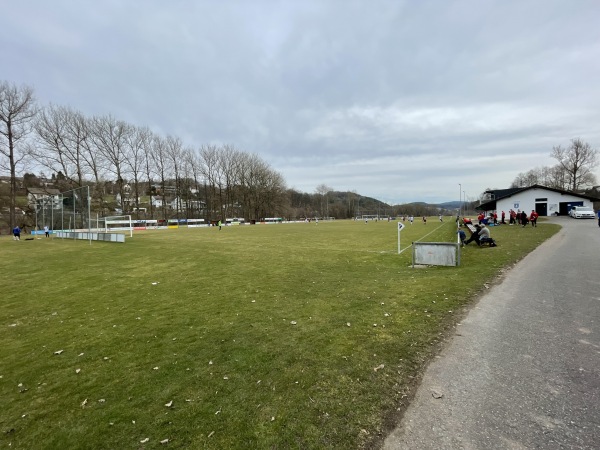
[55,231,125,243]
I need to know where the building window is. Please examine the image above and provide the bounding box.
[535,198,547,201]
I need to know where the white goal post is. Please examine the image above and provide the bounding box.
[100,215,133,237]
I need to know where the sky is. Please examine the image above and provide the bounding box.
[2,0,600,204]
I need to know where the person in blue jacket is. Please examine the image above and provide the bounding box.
[13,225,21,241]
[597,209,600,227]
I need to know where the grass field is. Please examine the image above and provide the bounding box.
[0,218,560,449]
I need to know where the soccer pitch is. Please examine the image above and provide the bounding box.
[0,219,559,448]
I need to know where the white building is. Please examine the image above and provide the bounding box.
[27,187,61,207]
[478,184,599,216]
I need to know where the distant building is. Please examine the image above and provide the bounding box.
[27,187,61,207]
[477,184,599,216]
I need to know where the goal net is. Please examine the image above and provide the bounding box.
[98,215,133,237]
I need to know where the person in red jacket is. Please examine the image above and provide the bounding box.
[529,210,539,227]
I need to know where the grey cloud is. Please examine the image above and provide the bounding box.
[2,0,599,203]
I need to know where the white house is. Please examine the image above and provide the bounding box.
[151,195,164,208]
[27,187,61,207]
[478,184,599,216]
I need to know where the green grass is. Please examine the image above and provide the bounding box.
[0,219,559,449]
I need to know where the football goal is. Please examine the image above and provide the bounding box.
[361,214,381,221]
[98,215,134,237]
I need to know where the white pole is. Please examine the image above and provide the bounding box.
[397,222,404,254]
[88,186,92,246]
[459,183,462,218]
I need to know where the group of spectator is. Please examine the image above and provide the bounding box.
[460,208,540,248]
[506,209,538,226]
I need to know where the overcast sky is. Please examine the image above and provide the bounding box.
[2,0,599,204]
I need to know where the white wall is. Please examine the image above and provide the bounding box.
[492,187,592,216]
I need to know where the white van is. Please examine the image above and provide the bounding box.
[571,206,595,219]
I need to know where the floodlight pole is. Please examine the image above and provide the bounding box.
[88,186,92,246]
[459,184,462,218]
[51,195,54,239]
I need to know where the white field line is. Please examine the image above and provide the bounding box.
[397,222,449,254]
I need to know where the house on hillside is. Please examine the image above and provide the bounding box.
[477,184,599,216]
[27,187,62,207]
[151,195,164,208]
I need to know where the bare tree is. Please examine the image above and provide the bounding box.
[0,81,37,228]
[218,145,243,220]
[142,132,158,218]
[551,138,598,191]
[315,184,333,219]
[78,114,107,211]
[90,115,129,211]
[165,135,184,214]
[151,135,172,219]
[32,104,90,187]
[123,125,151,215]
[198,144,221,222]
[184,149,204,218]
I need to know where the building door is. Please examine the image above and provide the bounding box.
[535,203,547,216]
[559,201,583,215]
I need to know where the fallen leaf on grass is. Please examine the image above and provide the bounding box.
[75,369,81,374]
[140,438,149,443]
[374,364,385,372]
[208,431,215,438]
[290,321,297,325]
[54,350,64,355]
[81,398,88,408]
[160,439,169,444]
[165,400,173,408]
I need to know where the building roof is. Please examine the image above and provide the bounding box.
[27,187,61,195]
[477,184,600,211]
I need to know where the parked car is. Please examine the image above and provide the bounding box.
[571,206,595,219]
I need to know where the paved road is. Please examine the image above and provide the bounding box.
[384,217,600,449]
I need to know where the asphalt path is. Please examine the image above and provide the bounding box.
[384,216,600,449]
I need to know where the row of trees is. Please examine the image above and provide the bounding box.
[0,81,289,228]
[510,138,598,191]
[3,80,414,230]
